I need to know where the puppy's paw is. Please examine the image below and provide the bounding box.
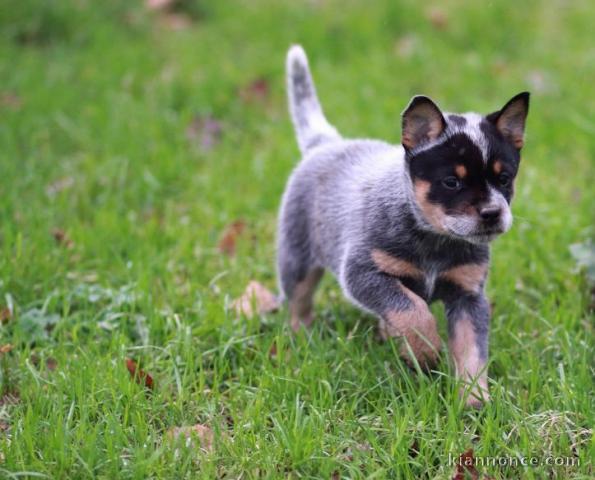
[384,303,441,369]
[460,382,490,409]
[290,312,314,332]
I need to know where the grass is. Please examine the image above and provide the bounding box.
[0,0,593,478]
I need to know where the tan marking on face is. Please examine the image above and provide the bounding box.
[381,284,441,367]
[371,249,423,279]
[413,180,448,233]
[493,160,503,175]
[455,164,467,178]
[289,268,324,332]
[439,263,488,294]
[448,314,489,407]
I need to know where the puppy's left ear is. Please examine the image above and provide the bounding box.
[401,95,446,150]
[487,92,530,149]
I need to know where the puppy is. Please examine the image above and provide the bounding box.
[276,45,529,407]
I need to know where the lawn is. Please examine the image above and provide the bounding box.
[0,0,593,478]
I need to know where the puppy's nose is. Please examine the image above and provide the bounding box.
[479,206,501,222]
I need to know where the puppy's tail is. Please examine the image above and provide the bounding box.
[286,45,340,153]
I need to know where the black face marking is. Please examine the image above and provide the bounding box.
[408,126,521,215]
[480,119,521,203]
[408,133,489,214]
[448,115,467,127]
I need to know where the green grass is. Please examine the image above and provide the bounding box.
[0,0,594,478]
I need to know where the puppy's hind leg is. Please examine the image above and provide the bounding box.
[288,267,324,331]
[277,246,324,331]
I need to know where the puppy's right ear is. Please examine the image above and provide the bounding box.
[401,95,446,150]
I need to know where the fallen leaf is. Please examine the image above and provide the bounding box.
[159,12,192,30]
[217,219,246,256]
[268,341,278,359]
[167,424,214,452]
[426,7,449,30]
[46,176,74,196]
[452,448,479,480]
[408,438,420,458]
[46,357,58,371]
[0,391,20,406]
[186,114,222,151]
[145,0,175,11]
[0,344,13,355]
[239,77,270,103]
[52,228,74,249]
[232,281,280,318]
[1,92,21,110]
[0,308,11,325]
[331,471,340,480]
[394,34,418,59]
[125,358,154,389]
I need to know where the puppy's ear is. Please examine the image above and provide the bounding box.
[401,95,446,150]
[486,92,530,149]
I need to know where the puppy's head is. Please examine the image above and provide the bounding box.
[401,93,529,244]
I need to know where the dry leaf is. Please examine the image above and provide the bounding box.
[232,281,280,318]
[0,344,13,355]
[46,357,58,371]
[426,7,449,30]
[46,176,74,196]
[217,220,246,256]
[1,92,21,110]
[394,35,417,59]
[159,12,192,30]
[186,114,222,151]
[268,341,278,359]
[239,77,270,103]
[409,438,420,458]
[0,392,20,406]
[0,308,12,325]
[168,424,214,452]
[52,228,74,249]
[125,358,154,389]
[145,0,175,11]
[452,448,479,480]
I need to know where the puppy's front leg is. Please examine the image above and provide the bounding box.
[343,258,441,368]
[444,294,490,408]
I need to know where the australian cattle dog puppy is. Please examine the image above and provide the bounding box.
[276,45,529,407]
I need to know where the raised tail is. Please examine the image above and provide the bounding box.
[286,45,340,153]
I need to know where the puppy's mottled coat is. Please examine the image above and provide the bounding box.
[277,45,529,407]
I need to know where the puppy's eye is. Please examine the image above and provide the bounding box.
[498,173,512,187]
[442,176,461,190]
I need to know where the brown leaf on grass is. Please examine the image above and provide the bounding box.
[452,448,480,480]
[159,12,192,31]
[394,35,418,59]
[217,219,246,256]
[239,77,270,103]
[268,341,278,359]
[408,438,420,458]
[0,391,20,406]
[426,7,449,30]
[46,176,74,196]
[232,281,280,318]
[145,0,175,11]
[125,358,154,389]
[46,357,58,371]
[0,308,12,325]
[1,92,22,110]
[52,228,74,249]
[167,424,214,452]
[0,344,13,355]
[186,114,222,151]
